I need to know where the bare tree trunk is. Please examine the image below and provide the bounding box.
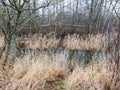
[9,34,16,64]
[2,39,11,65]
[2,34,16,65]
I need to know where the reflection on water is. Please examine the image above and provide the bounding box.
[18,48,106,67]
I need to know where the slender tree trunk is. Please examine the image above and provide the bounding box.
[9,34,16,64]
[2,39,11,65]
[2,34,16,65]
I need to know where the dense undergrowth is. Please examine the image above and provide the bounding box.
[0,32,119,90]
[0,32,118,51]
[0,54,118,90]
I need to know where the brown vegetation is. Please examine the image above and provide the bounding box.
[0,32,118,51]
[0,54,116,90]
[16,32,118,51]
[63,34,104,51]
[17,34,60,50]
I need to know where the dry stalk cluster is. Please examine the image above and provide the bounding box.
[1,32,118,51]
[17,34,60,50]
[0,54,116,90]
[63,34,104,51]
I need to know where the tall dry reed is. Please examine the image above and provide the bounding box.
[0,54,116,90]
[17,34,60,50]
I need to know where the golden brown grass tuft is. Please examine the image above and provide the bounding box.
[63,34,104,51]
[17,33,116,51]
[17,34,105,51]
[29,34,60,50]
[0,54,68,90]
[1,32,119,51]
[0,54,116,90]
[17,34,60,50]
[65,61,113,90]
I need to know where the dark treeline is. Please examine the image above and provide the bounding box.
[0,0,120,37]
[15,0,120,37]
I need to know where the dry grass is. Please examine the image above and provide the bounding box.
[65,61,113,90]
[63,34,104,51]
[0,54,68,90]
[0,32,119,89]
[17,34,60,50]
[63,31,119,51]
[17,34,104,51]
[0,54,116,90]
[17,32,118,51]
[28,34,60,50]
[0,32,119,51]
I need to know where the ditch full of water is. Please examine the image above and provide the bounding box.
[18,48,106,67]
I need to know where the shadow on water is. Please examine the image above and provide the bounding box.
[17,48,106,67]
